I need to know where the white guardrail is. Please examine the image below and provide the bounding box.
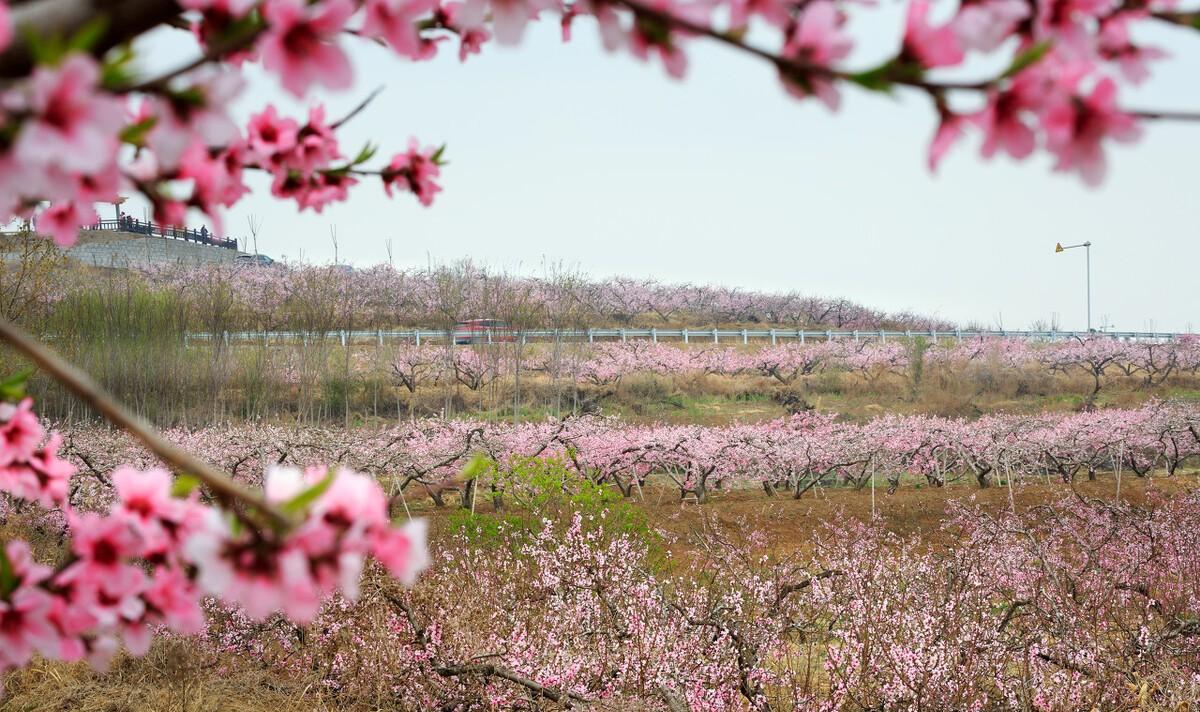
[183,328,1191,347]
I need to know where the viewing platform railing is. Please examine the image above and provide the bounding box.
[85,219,238,250]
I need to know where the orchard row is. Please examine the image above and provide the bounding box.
[59,400,1200,506]
[391,336,1199,392]
[22,259,958,334]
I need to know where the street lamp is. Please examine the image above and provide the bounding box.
[1055,241,1092,331]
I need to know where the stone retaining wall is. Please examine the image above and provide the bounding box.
[60,229,244,267]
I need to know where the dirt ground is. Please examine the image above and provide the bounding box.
[415,471,1198,558]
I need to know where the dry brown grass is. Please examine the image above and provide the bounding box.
[2,643,318,712]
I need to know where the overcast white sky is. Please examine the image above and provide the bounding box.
[127,8,1200,332]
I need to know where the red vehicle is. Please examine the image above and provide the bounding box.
[454,319,515,345]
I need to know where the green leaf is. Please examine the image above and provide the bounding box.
[846,61,898,94]
[0,368,34,402]
[1002,41,1052,79]
[19,18,108,68]
[0,544,16,597]
[23,27,66,67]
[460,453,492,482]
[171,474,202,498]
[169,86,207,107]
[228,511,244,538]
[352,142,377,166]
[68,17,110,52]
[221,12,266,44]
[430,144,447,166]
[119,117,157,146]
[101,43,138,90]
[280,471,335,516]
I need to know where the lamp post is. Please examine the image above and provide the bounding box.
[1055,241,1092,331]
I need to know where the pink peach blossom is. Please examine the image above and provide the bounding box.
[142,566,206,635]
[36,201,97,247]
[0,2,12,53]
[373,519,430,585]
[0,586,58,670]
[460,0,559,45]
[779,1,852,110]
[246,105,300,164]
[953,0,1028,52]
[903,0,964,68]
[0,398,43,466]
[12,55,124,177]
[928,111,966,171]
[1043,76,1141,186]
[261,0,355,97]
[383,139,443,206]
[362,0,438,58]
[1098,12,1167,84]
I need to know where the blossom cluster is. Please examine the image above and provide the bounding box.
[1,0,1194,245]
[0,44,442,247]
[0,397,428,680]
[0,398,74,507]
[247,106,443,213]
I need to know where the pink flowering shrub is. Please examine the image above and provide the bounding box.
[807,494,1200,709]
[158,492,1200,709]
[185,510,821,709]
[0,395,428,684]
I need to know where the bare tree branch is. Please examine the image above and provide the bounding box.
[0,317,289,528]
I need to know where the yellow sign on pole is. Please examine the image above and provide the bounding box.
[1055,242,1064,253]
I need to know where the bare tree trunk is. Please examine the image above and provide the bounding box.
[460,478,476,510]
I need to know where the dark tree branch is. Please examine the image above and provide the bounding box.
[122,19,267,93]
[0,0,181,79]
[773,569,839,611]
[435,664,591,706]
[331,86,385,129]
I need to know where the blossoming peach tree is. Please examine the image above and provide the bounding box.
[0,0,1199,689]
